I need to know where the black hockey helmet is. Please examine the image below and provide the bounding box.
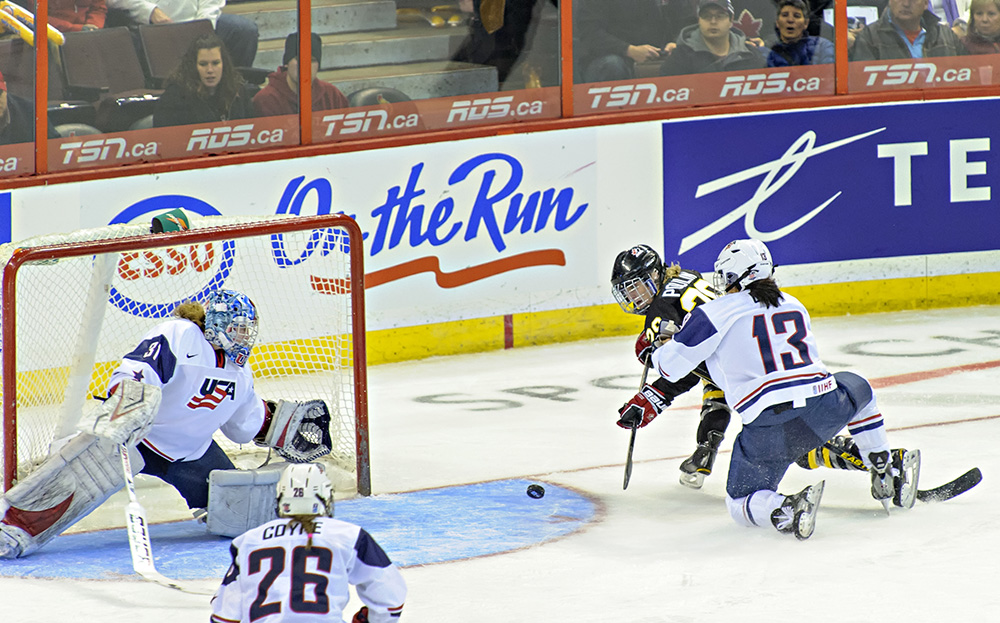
[611,244,663,314]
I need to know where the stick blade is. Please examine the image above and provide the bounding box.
[917,467,982,503]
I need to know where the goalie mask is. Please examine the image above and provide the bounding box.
[611,245,663,314]
[276,463,333,518]
[713,239,774,293]
[204,289,259,366]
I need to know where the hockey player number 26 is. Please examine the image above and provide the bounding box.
[249,546,334,618]
[751,311,813,374]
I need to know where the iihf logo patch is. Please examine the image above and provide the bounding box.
[187,378,236,409]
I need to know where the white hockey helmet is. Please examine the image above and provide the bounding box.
[713,239,774,293]
[276,463,334,518]
[203,289,259,366]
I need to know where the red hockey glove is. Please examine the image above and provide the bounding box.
[617,383,670,429]
[635,331,653,366]
[352,607,369,623]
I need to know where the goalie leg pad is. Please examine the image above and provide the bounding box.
[0,434,143,558]
[206,466,284,537]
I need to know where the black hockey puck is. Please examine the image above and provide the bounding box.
[526,484,545,499]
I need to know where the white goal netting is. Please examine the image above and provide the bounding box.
[0,213,368,494]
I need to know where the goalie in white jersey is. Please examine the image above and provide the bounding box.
[641,239,921,539]
[1,288,333,558]
[211,463,406,623]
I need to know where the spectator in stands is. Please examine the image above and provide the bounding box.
[0,70,59,145]
[767,0,835,65]
[961,0,1000,52]
[573,0,686,82]
[106,0,259,68]
[153,34,256,127]
[46,0,107,32]
[253,32,349,117]
[452,0,549,85]
[660,0,766,75]
[850,0,966,58]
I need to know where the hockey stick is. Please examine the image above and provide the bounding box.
[623,361,651,490]
[119,445,215,595]
[821,442,982,503]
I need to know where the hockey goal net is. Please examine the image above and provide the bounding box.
[1,213,369,496]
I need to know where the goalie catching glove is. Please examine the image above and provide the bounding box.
[255,399,333,463]
[617,383,670,429]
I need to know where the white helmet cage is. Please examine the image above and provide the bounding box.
[276,463,334,518]
[713,239,774,293]
[203,289,259,366]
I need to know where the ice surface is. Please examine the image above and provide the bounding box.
[1,306,997,622]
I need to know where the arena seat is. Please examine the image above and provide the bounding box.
[347,87,411,107]
[59,28,149,101]
[137,19,215,89]
[53,123,104,138]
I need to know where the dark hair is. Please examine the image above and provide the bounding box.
[746,278,784,308]
[166,34,244,110]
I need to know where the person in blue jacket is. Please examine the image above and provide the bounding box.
[767,0,835,66]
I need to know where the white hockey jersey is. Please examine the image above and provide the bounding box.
[106,318,265,461]
[653,290,834,423]
[210,517,407,623]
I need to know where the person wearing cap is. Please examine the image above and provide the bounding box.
[850,0,966,59]
[0,70,60,146]
[252,32,349,118]
[766,0,835,65]
[660,0,766,75]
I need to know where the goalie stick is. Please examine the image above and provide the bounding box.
[821,442,982,504]
[623,361,651,490]
[119,445,214,595]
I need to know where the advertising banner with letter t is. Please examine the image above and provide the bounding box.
[661,99,1000,273]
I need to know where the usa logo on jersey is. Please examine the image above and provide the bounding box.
[187,378,236,410]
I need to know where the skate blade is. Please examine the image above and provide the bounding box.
[679,471,706,489]
[896,449,921,509]
[794,480,825,540]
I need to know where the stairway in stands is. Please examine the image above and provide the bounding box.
[223,0,500,100]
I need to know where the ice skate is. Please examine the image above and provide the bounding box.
[771,480,825,540]
[679,431,724,489]
[891,448,921,509]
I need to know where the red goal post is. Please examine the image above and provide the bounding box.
[1,213,370,496]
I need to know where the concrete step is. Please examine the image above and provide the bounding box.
[225,0,398,41]
[321,60,498,100]
[255,24,471,71]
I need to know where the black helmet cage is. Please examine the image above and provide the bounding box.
[611,245,663,314]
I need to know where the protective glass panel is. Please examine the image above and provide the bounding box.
[846,0,995,94]
[46,1,298,172]
[572,0,834,116]
[313,0,561,143]
[0,28,41,178]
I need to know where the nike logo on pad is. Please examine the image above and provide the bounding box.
[186,354,198,358]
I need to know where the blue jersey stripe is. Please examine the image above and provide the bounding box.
[123,335,177,384]
[673,307,717,347]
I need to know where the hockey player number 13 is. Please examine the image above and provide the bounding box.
[751,311,813,374]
